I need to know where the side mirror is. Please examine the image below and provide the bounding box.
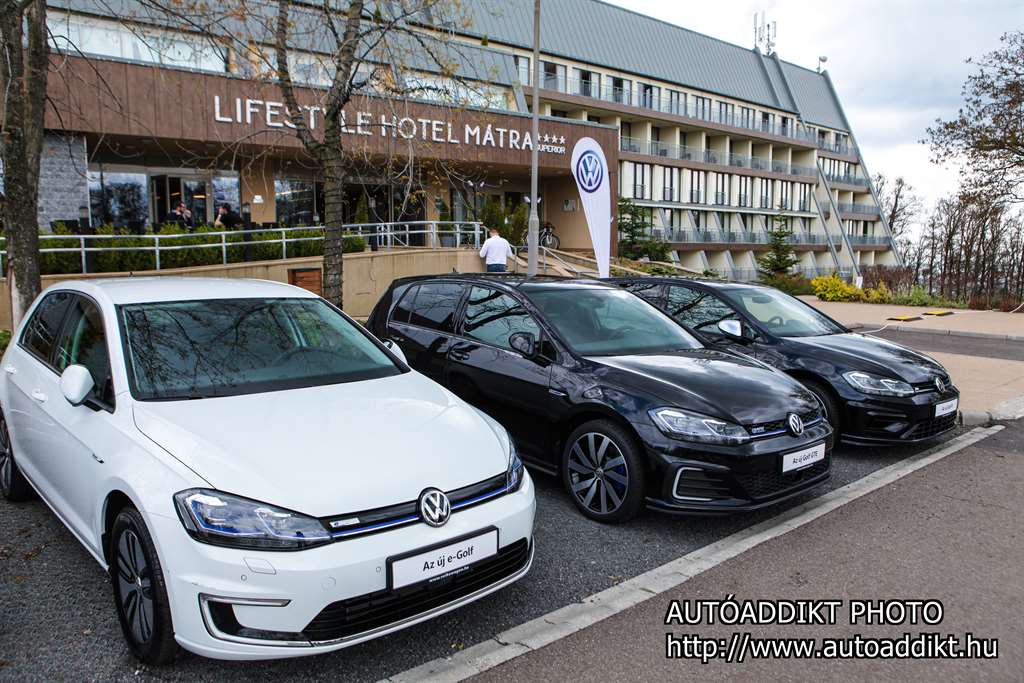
[383,339,408,364]
[508,331,537,357]
[60,364,95,406]
[717,319,747,343]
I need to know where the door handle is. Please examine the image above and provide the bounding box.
[390,334,407,343]
[450,351,470,361]
[31,389,47,403]
[3,365,16,375]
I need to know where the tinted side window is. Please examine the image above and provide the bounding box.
[54,296,114,406]
[621,282,664,307]
[390,285,417,324]
[463,287,540,350]
[407,282,464,332]
[667,286,737,333]
[21,291,73,365]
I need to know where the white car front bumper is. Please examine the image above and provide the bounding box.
[145,473,535,660]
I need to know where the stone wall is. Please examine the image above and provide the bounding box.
[37,133,89,231]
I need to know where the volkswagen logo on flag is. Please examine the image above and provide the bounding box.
[575,150,604,193]
[934,377,945,393]
[418,488,451,527]
[787,413,805,436]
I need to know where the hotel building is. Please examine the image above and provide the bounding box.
[37,0,898,279]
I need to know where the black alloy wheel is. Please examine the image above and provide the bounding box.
[0,411,33,501]
[802,378,842,435]
[562,420,645,523]
[110,508,178,665]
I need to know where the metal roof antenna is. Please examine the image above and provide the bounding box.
[754,11,777,55]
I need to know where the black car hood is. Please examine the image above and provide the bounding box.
[785,333,947,383]
[589,349,818,425]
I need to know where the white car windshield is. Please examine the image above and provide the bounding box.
[721,287,845,337]
[527,287,702,356]
[121,298,402,400]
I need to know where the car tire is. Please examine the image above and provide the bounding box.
[110,508,178,665]
[0,410,34,502]
[803,379,842,435]
[562,420,645,523]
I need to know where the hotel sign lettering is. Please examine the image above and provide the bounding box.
[213,96,567,155]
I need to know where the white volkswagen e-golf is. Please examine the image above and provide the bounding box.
[0,278,535,663]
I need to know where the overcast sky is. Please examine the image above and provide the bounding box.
[604,0,1018,220]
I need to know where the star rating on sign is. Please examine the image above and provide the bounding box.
[541,134,550,143]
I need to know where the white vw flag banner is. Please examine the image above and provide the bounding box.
[570,137,611,278]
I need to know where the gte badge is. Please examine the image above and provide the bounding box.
[418,488,451,527]
[575,150,604,193]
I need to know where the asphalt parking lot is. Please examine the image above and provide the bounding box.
[0,434,952,682]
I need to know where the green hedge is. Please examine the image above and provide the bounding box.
[33,224,365,275]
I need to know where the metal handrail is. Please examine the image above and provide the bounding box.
[11,221,484,273]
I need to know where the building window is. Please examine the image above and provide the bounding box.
[691,210,703,229]
[689,170,705,204]
[88,169,149,230]
[667,90,685,115]
[608,76,631,104]
[632,163,650,199]
[760,111,775,133]
[541,61,566,91]
[588,114,602,123]
[737,176,751,207]
[639,83,659,110]
[515,56,531,85]
[797,183,810,211]
[759,179,772,208]
[550,109,568,118]
[573,68,600,97]
[778,182,791,210]
[693,96,711,120]
[663,167,676,202]
[274,179,317,227]
[718,102,735,126]
[739,107,755,129]
[212,176,241,212]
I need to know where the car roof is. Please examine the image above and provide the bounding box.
[49,277,318,305]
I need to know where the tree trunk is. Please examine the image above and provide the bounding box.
[0,0,48,325]
[319,117,347,308]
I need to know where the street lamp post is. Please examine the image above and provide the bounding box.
[527,0,541,276]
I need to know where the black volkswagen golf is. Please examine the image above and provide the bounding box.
[368,276,833,523]
[610,277,960,445]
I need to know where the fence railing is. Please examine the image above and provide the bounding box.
[846,234,890,246]
[619,138,817,178]
[9,221,484,274]
[837,202,881,216]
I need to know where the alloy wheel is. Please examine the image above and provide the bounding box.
[0,417,12,494]
[116,529,154,645]
[567,432,629,515]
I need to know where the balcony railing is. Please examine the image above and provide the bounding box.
[778,198,790,210]
[664,228,722,243]
[723,231,767,243]
[759,195,772,208]
[837,202,881,216]
[713,192,728,206]
[846,234,890,246]
[618,138,817,178]
[562,77,816,143]
[818,139,856,156]
[633,184,647,198]
[662,186,676,202]
[689,190,705,204]
[787,233,826,245]
[737,193,750,207]
[823,171,870,188]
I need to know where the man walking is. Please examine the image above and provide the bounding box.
[479,227,514,272]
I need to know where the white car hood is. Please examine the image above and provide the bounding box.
[132,371,510,517]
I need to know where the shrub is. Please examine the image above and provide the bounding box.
[760,272,815,296]
[863,280,893,304]
[861,264,915,293]
[40,223,83,275]
[701,269,721,278]
[635,262,679,276]
[811,273,864,302]
[0,330,10,355]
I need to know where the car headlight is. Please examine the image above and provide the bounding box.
[649,407,749,445]
[842,371,914,397]
[506,438,525,491]
[174,489,331,551]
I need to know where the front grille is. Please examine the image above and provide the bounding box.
[913,375,952,395]
[734,459,830,500]
[322,473,511,540]
[905,413,957,440]
[674,467,733,501]
[748,408,821,438]
[302,539,531,642]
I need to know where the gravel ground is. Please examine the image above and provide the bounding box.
[0,435,951,682]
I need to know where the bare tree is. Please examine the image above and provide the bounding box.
[0,0,48,324]
[926,31,1024,205]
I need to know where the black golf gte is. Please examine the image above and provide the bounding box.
[368,276,833,523]
[611,278,960,445]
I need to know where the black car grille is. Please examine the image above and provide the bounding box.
[674,468,734,501]
[747,409,822,439]
[905,413,957,440]
[734,459,830,500]
[302,539,531,642]
[321,473,511,541]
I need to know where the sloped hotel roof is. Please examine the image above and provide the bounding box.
[465,0,851,131]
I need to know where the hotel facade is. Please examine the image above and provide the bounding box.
[37,0,898,279]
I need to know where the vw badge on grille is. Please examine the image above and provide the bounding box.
[935,377,945,393]
[419,488,451,527]
[787,413,805,436]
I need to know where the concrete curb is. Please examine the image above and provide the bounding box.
[849,322,1024,343]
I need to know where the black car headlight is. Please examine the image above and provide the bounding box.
[842,371,914,397]
[506,439,525,492]
[649,407,750,445]
[174,489,331,550]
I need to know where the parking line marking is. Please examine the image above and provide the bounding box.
[380,425,1005,683]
